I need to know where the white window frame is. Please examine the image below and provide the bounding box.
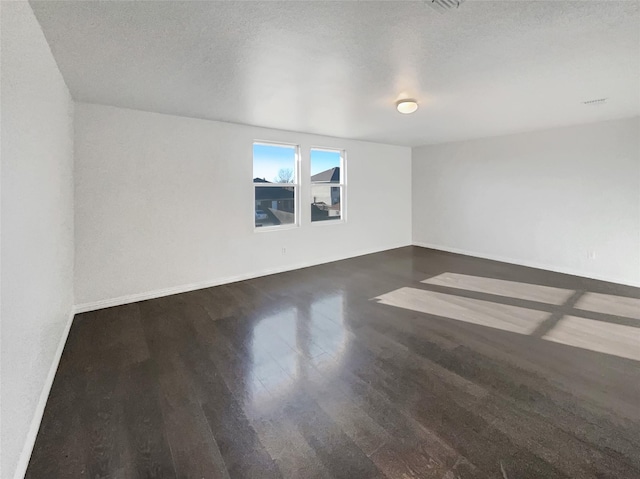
[253,141,300,232]
[310,147,346,225]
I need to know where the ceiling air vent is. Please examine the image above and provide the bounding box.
[426,0,467,14]
[583,98,608,105]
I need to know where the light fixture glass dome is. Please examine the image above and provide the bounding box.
[396,99,419,114]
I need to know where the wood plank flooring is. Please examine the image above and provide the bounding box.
[26,246,640,478]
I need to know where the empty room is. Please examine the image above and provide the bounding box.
[2,0,639,478]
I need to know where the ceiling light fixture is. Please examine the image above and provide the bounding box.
[396,99,419,114]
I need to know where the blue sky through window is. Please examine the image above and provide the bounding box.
[253,143,296,182]
[253,144,341,182]
[311,149,341,176]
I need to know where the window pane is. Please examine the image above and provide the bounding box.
[253,143,296,184]
[311,185,341,222]
[311,149,341,183]
[255,186,296,227]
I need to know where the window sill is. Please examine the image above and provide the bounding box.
[311,219,345,227]
[254,224,300,233]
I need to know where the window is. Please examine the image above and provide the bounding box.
[253,142,299,229]
[310,148,344,222]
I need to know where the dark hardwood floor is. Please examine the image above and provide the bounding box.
[26,246,640,478]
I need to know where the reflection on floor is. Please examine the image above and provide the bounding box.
[26,246,640,479]
[249,296,348,413]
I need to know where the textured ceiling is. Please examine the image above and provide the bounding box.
[30,0,640,146]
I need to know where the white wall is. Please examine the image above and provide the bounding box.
[412,117,640,287]
[0,2,75,479]
[74,103,411,309]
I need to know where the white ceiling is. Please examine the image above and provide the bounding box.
[30,0,640,147]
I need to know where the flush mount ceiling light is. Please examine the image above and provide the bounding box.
[396,99,419,114]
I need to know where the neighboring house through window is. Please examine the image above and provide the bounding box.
[311,148,344,222]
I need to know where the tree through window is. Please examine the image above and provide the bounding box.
[253,143,299,229]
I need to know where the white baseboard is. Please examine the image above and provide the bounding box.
[13,309,76,479]
[412,241,640,288]
[74,242,412,313]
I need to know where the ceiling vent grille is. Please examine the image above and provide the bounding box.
[583,98,608,105]
[426,0,467,14]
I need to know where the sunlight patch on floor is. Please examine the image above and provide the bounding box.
[543,315,640,361]
[374,285,640,361]
[374,287,548,334]
[421,272,574,304]
[575,292,640,320]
